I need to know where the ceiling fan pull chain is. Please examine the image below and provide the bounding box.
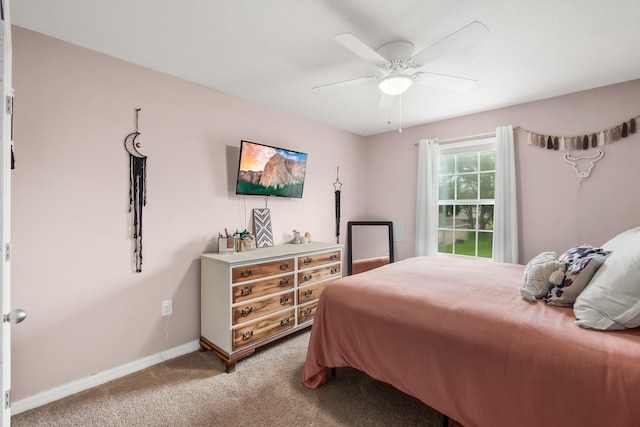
[398,95,403,134]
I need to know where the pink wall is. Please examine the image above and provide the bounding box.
[365,79,640,263]
[10,27,366,401]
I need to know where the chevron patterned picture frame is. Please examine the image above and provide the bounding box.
[253,208,274,247]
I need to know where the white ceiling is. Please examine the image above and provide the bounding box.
[11,0,640,136]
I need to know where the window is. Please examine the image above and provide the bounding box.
[437,138,496,258]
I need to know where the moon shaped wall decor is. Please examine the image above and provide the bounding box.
[124,109,147,272]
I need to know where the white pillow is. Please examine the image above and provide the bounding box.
[573,227,640,330]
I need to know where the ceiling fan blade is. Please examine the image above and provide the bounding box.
[413,72,477,91]
[312,76,376,90]
[411,21,489,67]
[332,33,389,66]
[378,93,399,110]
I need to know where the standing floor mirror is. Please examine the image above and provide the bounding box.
[347,221,394,275]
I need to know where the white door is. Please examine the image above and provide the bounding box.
[0,1,20,425]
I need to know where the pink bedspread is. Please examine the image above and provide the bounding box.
[302,255,640,427]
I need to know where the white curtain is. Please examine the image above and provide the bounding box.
[415,139,439,256]
[493,125,519,263]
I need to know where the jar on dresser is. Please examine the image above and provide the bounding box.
[200,241,343,372]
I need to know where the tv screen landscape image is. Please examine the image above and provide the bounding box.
[235,140,307,198]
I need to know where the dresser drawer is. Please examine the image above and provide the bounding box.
[298,300,319,324]
[232,274,294,303]
[232,291,294,325]
[298,280,334,304]
[298,250,341,269]
[298,264,341,286]
[232,258,295,284]
[233,309,295,350]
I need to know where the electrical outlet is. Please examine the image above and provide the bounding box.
[162,300,173,317]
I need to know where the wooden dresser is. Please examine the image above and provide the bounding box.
[200,241,342,372]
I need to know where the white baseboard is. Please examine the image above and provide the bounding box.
[11,339,201,415]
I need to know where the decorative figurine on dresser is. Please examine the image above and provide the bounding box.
[200,241,343,372]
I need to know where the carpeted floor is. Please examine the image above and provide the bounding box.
[12,330,458,426]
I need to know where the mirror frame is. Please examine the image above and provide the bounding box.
[347,221,394,276]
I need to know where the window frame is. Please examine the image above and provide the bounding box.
[437,137,496,258]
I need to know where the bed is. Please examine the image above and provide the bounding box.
[302,251,640,427]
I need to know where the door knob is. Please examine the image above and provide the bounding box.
[4,309,27,324]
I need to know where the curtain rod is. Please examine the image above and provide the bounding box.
[438,131,496,144]
[413,126,522,146]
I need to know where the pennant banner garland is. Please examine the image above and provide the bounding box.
[523,116,638,151]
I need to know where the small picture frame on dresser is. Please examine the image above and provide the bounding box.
[253,208,274,247]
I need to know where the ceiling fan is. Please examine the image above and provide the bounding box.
[314,21,489,109]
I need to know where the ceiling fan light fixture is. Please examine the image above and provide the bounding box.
[378,73,413,96]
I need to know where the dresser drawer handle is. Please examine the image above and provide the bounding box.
[241,307,253,317]
[242,331,253,341]
[330,254,338,260]
[303,307,313,317]
[240,287,252,297]
[280,317,291,326]
[280,262,289,270]
[280,295,290,305]
[304,289,313,298]
[240,269,252,278]
[330,267,338,274]
[279,278,289,287]
[303,257,312,265]
[302,273,313,281]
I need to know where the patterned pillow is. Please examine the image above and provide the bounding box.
[544,245,610,306]
[521,251,564,300]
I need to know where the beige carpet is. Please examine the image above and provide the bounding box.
[12,330,457,426]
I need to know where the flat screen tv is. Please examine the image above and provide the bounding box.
[235,140,307,198]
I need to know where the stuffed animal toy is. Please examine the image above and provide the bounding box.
[520,251,565,301]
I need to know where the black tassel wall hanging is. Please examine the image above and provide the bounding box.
[124,108,147,272]
[334,167,342,244]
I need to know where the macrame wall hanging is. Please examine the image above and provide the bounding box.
[523,115,638,184]
[334,167,342,244]
[523,116,637,151]
[124,108,147,272]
